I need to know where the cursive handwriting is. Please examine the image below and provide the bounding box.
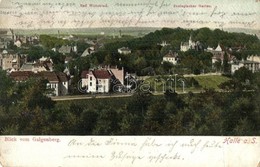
[200,140,222,151]
[140,137,162,151]
[165,140,178,153]
[223,137,257,145]
[180,139,202,154]
[68,138,102,147]
[0,1,258,29]
[210,6,226,18]
[110,151,144,164]
[148,152,183,163]
[1,136,258,166]
[105,138,138,147]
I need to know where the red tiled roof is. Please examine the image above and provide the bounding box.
[93,70,111,79]
[40,71,59,82]
[9,71,35,81]
[164,50,178,58]
[81,70,89,78]
[56,72,68,82]
[10,71,68,83]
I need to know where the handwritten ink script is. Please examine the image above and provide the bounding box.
[0,136,259,167]
[0,0,259,29]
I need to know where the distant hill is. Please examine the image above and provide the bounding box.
[11,27,260,39]
[101,27,260,55]
[11,27,160,37]
[141,27,260,50]
[7,27,260,54]
[224,28,260,39]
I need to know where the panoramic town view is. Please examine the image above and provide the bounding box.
[0,27,259,135]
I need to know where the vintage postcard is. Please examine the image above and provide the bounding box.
[0,0,259,166]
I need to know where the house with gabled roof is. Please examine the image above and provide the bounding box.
[206,43,226,64]
[9,71,35,82]
[39,71,69,96]
[231,55,260,74]
[40,71,60,96]
[56,72,69,95]
[180,35,196,52]
[81,69,112,93]
[162,50,178,65]
[81,66,125,93]
[20,57,53,73]
[9,71,69,96]
[0,29,15,42]
[206,43,235,65]
[0,50,21,71]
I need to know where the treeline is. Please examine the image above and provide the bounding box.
[13,28,259,77]
[88,27,260,75]
[102,27,260,54]
[0,68,259,135]
[143,27,260,52]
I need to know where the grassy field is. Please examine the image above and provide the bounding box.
[145,75,231,92]
[190,75,231,89]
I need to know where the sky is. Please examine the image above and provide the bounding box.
[0,0,259,30]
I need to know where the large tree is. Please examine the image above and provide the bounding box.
[0,70,14,109]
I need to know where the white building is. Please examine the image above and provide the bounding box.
[162,50,178,65]
[81,47,95,57]
[14,39,22,48]
[247,55,260,63]
[180,35,196,52]
[118,47,131,55]
[81,66,124,93]
[0,50,21,71]
[231,60,260,74]
[9,71,69,96]
[209,44,226,64]
[82,69,112,93]
[158,41,170,47]
[55,72,69,96]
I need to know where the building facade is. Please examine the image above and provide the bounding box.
[9,71,69,96]
[231,59,260,74]
[81,66,125,93]
[180,35,196,52]
[162,50,178,65]
[0,50,21,71]
[81,69,112,93]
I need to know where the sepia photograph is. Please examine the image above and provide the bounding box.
[0,0,259,166]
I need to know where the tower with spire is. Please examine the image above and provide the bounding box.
[188,35,195,49]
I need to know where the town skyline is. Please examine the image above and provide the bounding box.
[0,19,259,138]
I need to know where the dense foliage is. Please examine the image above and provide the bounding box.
[86,27,260,75]
[0,69,259,135]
